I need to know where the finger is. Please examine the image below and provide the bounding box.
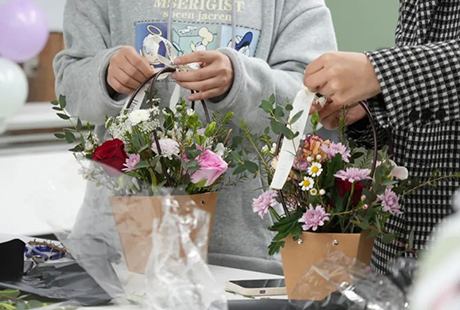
[304,70,328,92]
[320,112,341,130]
[177,77,221,92]
[316,82,335,98]
[108,75,135,95]
[171,66,216,83]
[111,66,142,89]
[318,100,342,120]
[174,51,217,65]
[304,57,325,78]
[345,104,367,125]
[124,51,153,79]
[188,88,222,101]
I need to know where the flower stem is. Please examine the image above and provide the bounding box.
[269,206,281,221]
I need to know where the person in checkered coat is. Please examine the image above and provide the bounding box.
[304,1,460,273]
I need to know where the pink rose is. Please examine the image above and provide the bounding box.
[191,150,228,187]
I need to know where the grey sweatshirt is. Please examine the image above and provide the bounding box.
[54,0,337,275]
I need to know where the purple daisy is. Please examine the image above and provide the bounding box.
[378,188,402,215]
[322,142,351,163]
[335,167,372,183]
[298,204,330,231]
[252,190,278,219]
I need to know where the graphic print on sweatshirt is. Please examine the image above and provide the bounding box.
[133,0,262,69]
[135,22,261,59]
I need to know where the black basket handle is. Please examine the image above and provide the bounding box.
[126,67,211,123]
[274,100,393,216]
[125,67,212,187]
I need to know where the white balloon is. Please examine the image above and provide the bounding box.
[0,57,28,118]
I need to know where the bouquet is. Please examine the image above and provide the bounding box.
[232,95,459,255]
[51,95,240,196]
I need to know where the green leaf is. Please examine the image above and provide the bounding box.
[289,111,303,125]
[274,106,285,118]
[233,165,247,175]
[50,100,59,106]
[52,107,63,111]
[57,113,70,120]
[382,233,397,244]
[27,301,44,309]
[192,179,208,188]
[270,120,284,135]
[65,131,76,143]
[232,136,244,146]
[268,94,276,105]
[204,122,216,137]
[54,133,65,139]
[280,125,295,140]
[285,104,293,111]
[358,219,369,230]
[244,161,259,174]
[324,154,343,188]
[77,118,83,131]
[260,100,273,113]
[408,230,415,249]
[69,145,84,152]
[59,95,67,109]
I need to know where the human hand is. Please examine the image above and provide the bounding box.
[171,51,234,101]
[304,52,381,116]
[313,101,367,130]
[107,46,153,95]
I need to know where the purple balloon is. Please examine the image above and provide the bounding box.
[0,0,49,63]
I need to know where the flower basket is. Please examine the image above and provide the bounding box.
[281,231,374,299]
[52,64,238,274]
[110,192,218,274]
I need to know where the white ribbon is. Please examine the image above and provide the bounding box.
[270,88,317,190]
[124,34,200,111]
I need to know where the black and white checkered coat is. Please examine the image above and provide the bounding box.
[349,0,460,273]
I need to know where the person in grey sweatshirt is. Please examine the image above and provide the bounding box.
[54,0,337,275]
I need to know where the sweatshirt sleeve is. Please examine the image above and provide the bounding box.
[211,0,337,131]
[53,0,124,125]
[364,40,460,129]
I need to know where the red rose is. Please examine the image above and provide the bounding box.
[336,179,366,206]
[93,139,128,176]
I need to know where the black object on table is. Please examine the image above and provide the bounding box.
[0,239,25,280]
[0,261,112,306]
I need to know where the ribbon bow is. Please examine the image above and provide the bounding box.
[124,34,200,111]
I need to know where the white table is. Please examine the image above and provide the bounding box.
[0,234,285,304]
[0,150,86,236]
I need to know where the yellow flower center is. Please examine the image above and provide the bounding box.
[303,180,311,187]
[311,166,319,173]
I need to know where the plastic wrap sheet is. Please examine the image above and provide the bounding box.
[288,252,414,310]
[33,160,227,310]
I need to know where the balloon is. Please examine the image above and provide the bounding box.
[0,0,49,63]
[0,57,28,119]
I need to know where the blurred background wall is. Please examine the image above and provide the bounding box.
[326,0,400,52]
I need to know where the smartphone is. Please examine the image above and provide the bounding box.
[226,279,286,296]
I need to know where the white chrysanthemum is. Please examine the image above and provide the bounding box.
[215,143,226,157]
[320,189,326,196]
[139,121,159,134]
[151,138,180,159]
[149,106,160,116]
[308,162,323,177]
[299,177,314,191]
[307,156,313,163]
[129,110,150,125]
[187,109,195,116]
[310,188,318,196]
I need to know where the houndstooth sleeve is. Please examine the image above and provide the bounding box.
[364,40,460,129]
[346,95,389,150]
